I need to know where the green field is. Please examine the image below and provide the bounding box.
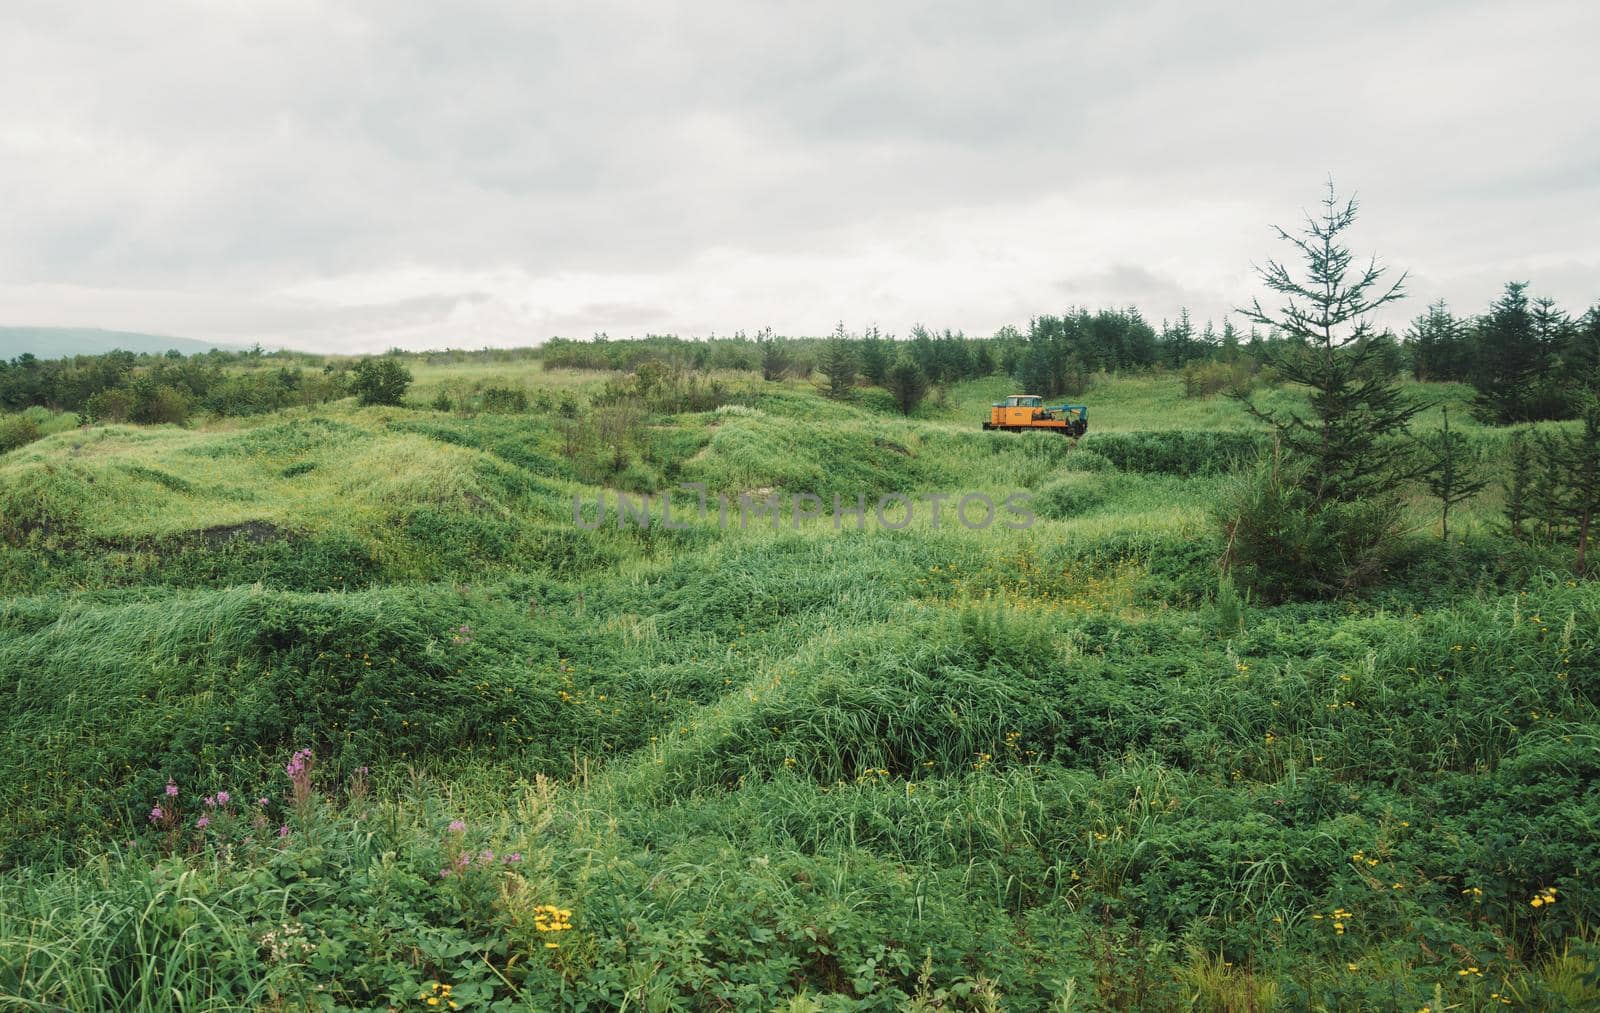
[0,366,1595,1010]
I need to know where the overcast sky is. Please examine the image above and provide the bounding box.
[2,0,1597,352]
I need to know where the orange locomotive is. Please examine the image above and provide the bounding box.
[982,395,1088,436]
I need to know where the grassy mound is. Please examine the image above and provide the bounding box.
[1,372,1597,1008]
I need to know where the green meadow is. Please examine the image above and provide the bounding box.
[0,365,1595,1010]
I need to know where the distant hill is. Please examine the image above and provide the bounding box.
[0,327,239,361]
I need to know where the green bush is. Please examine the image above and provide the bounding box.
[1035,475,1106,518]
[1085,430,1265,475]
[479,386,529,413]
[1219,455,1404,601]
[1181,360,1256,398]
[1062,447,1115,472]
[0,414,41,453]
[351,358,413,407]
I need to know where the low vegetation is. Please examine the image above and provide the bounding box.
[2,192,1597,1007]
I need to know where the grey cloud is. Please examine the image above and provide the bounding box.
[0,0,1596,349]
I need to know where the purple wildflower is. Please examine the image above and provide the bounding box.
[148,806,163,822]
[203,795,217,808]
[285,748,313,779]
[448,819,466,833]
[195,816,210,829]
[479,849,495,864]
[215,791,230,806]
[277,824,290,838]
[164,781,179,798]
[505,852,522,863]
[257,797,269,807]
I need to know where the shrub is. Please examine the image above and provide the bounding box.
[1218,452,1403,601]
[1035,476,1105,519]
[1061,447,1114,472]
[1181,360,1256,398]
[0,414,41,453]
[351,358,413,407]
[1084,430,1265,476]
[479,386,529,413]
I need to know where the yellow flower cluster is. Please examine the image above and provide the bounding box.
[534,904,574,948]
[1529,885,1558,909]
[1312,907,1354,935]
[1460,886,1483,899]
[1350,850,1378,868]
[1456,966,1483,978]
[417,982,460,1010]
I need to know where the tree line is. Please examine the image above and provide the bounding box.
[1409,286,1600,420]
[3,275,1594,429]
[0,349,414,425]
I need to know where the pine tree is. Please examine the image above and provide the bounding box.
[1015,338,1053,397]
[1530,297,1570,383]
[885,355,930,415]
[1161,309,1197,367]
[1529,431,1567,541]
[1470,282,1540,422]
[1566,306,1600,387]
[1407,300,1464,382]
[1237,181,1421,504]
[820,323,857,399]
[755,327,790,381]
[1565,399,1600,573]
[1504,428,1533,542]
[1417,408,1487,540]
[972,342,995,376]
[858,326,890,387]
[1220,319,1242,361]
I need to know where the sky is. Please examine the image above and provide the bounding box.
[2,0,1597,352]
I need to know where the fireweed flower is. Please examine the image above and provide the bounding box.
[285,749,313,779]
[284,748,315,806]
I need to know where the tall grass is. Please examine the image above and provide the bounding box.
[1,367,1596,1008]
